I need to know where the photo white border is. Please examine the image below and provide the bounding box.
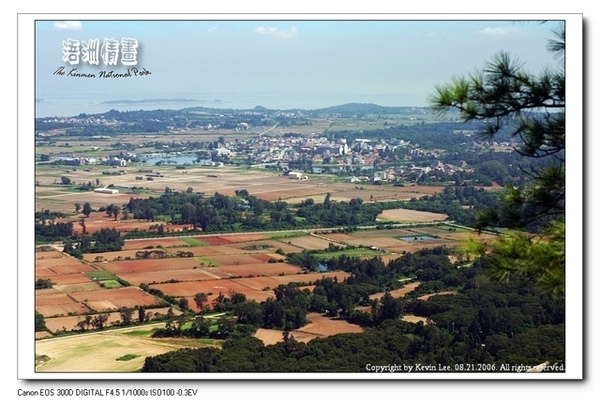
[18,12,583,381]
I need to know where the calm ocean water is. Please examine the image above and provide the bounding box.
[35,92,415,118]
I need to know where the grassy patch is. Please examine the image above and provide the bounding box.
[267,231,309,240]
[100,280,123,289]
[313,248,384,260]
[35,354,51,365]
[197,338,218,345]
[195,257,221,267]
[240,244,273,250]
[123,330,153,337]
[85,270,119,282]
[177,237,209,247]
[116,354,139,362]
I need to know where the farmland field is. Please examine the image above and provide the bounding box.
[35,163,446,215]
[34,168,495,374]
[253,312,365,346]
[369,282,421,300]
[376,208,448,222]
[35,321,216,372]
[35,224,489,334]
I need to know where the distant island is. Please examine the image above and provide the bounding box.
[101,98,223,105]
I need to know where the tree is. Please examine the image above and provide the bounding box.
[74,202,81,213]
[194,292,208,314]
[377,292,402,323]
[35,278,54,290]
[190,315,211,337]
[137,306,146,323]
[79,217,87,235]
[112,206,121,221]
[164,306,176,332]
[430,22,566,298]
[82,202,92,218]
[119,307,134,325]
[178,297,190,312]
[233,300,263,325]
[35,311,46,332]
[91,313,110,329]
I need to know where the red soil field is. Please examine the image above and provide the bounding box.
[193,236,232,245]
[36,256,84,268]
[36,303,91,318]
[47,264,99,275]
[36,290,90,317]
[254,328,316,345]
[99,257,203,274]
[35,267,58,278]
[165,245,242,256]
[218,233,268,243]
[271,271,352,285]
[251,254,277,262]
[202,254,267,266]
[36,290,80,306]
[36,250,66,260]
[149,279,253,298]
[370,282,421,300]
[218,262,303,277]
[295,313,365,337]
[225,276,282,291]
[45,274,94,285]
[117,268,221,286]
[69,286,161,312]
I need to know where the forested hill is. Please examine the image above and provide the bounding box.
[309,103,427,116]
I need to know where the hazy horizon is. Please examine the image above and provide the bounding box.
[34,18,563,118]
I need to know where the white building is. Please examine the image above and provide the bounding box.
[94,187,119,194]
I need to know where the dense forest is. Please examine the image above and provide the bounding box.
[141,253,565,373]
[34,184,509,248]
[121,186,500,235]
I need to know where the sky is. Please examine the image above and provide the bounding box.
[33,17,565,117]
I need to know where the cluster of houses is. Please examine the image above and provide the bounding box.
[37,110,516,185]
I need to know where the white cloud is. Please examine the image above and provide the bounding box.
[476,26,520,36]
[255,26,298,40]
[207,25,220,34]
[53,21,83,30]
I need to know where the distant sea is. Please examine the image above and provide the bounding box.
[35,92,420,118]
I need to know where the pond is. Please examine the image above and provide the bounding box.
[399,235,436,242]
